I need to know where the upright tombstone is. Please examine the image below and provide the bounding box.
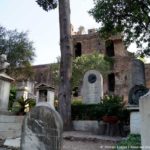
[16,86,29,100]
[128,59,147,134]
[130,59,146,88]
[16,80,35,99]
[21,102,63,150]
[81,70,103,104]
[0,54,14,111]
[35,83,55,109]
[139,91,150,149]
[128,85,149,105]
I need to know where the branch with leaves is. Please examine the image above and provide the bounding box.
[72,53,113,88]
[89,0,150,57]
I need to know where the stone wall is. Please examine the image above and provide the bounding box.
[0,115,24,139]
[72,33,128,57]
[72,33,105,55]
[113,56,132,102]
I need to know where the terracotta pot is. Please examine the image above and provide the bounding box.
[102,115,119,124]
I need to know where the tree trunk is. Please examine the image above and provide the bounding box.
[58,0,72,130]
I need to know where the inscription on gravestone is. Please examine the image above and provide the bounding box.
[82,70,103,104]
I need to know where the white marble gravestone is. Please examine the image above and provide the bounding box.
[0,54,14,111]
[139,91,150,149]
[81,70,103,104]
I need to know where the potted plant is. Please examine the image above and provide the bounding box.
[100,95,126,124]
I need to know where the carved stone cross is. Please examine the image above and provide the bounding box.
[0,54,10,73]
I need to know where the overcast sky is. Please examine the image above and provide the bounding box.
[0,0,100,65]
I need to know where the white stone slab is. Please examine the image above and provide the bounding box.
[139,91,150,149]
[73,120,99,133]
[130,111,141,134]
[0,115,23,139]
[82,70,103,104]
[4,137,20,148]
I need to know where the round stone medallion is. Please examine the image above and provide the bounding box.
[88,74,97,83]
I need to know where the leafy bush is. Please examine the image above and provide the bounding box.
[100,95,125,116]
[115,134,141,150]
[72,53,113,88]
[71,97,82,105]
[71,95,129,122]
[71,104,102,120]
[12,97,36,115]
[100,95,130,124]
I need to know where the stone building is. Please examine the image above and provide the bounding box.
[14,28,150,103]
[72,28,150,102]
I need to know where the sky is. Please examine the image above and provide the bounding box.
[0,0,100,65]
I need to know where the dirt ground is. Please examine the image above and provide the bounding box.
[0,131,120,150]
[63,140,116,150]
[0,139,116,150]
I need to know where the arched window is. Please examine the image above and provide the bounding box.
[105,40,115,57]
[74,42,82,58]
[108,73,115,92]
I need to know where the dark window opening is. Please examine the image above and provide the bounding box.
[72,87,79,97]
[74,42,82,58]
[105,40,115,57]
[39,90,47,102]
[125,75,127,81]
[108,73,115,92]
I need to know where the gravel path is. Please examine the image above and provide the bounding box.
[0,131,120,150]
[63,140,116,150]
[0,140,116,150]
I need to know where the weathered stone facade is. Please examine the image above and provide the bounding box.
[72,29,150,102]
[14,28,150,103]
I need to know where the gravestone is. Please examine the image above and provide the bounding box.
[128,85,149,105]
[16,86,29,100]
[130,59,146,88]
[128,59,147,135]
[128,85,148,134]
[0,54,14,111]
[21,102,63,150]
[35,83,55,109]
[82,70,103,104]
[16,80,35,99]
[139,91,150,149]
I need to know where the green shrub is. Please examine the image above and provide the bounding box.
[100,95,129,122]
[71,95,129,122]
[12,97,36,115]
[100,95,125,116]
[115,134,141,150]
[71,104,103,120]
[71,97,82,105]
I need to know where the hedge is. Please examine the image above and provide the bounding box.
[71,104,103,120]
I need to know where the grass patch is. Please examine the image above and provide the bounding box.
[115,134,141,150]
